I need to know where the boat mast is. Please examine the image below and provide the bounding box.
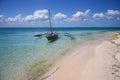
[48,9,53,34]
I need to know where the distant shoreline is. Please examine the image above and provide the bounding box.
[0,27,120,32]
[0,27,120,29]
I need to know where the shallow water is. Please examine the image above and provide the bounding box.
[0,27,120,80]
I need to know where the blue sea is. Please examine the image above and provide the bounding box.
[0,27,120,80]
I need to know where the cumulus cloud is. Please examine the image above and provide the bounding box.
[93,10,120,20]
[106,10,120,19]
[117,17,120,20]
[7,14,23,22]
[6,9,49,23]
[25,9,49,22]
[0,15,4,22]
[0,15,4,18]
[68,9,90,21]
[92,13,105,19]
[106,10,120,16]
[53,12,67,20]
[25,15,34,22]
[0,9,120,27]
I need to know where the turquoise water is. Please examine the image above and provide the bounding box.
[0,27,120,80]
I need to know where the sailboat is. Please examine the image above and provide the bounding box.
[34,10,74,42]
[45,10,58,41]
[34,10,58,42]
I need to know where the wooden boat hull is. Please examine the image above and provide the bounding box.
[46,33,58,42]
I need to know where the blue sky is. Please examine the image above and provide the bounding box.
[0,0,120,27]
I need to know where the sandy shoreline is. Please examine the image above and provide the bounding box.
[38,32,120,80]
[42,44,98,80]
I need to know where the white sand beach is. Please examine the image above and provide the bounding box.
[40,32,120,80]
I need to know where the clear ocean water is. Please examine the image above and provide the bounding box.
[0,27,120,80]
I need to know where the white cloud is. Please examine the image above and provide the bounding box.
[25,9,49,22]
[0,15,4,22]
[106,10,120,19]
[106,10,120,16]
[7,14,24,22]
[25,15,34,22]
[0,15,4,18]
[0,9,120,27]
[68,9,90,21]
[53,12,67,20]
[6,9,49,23]
[117,17,120,20]
[92,13,105,19]
[93,10,120,20]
